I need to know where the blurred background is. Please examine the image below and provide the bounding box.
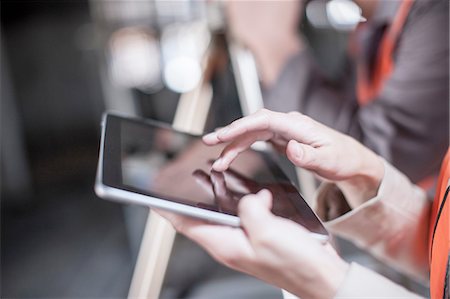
[1,0,427,298]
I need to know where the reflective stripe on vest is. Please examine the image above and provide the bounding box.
[356,0,414,106]
[429,149,450,299]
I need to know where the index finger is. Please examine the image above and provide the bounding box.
[203,109,287,145]
[204,109,319,147]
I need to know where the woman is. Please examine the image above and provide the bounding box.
[159,109,449,298]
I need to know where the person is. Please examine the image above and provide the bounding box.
[158,109,449,298]
[226,0,449,184]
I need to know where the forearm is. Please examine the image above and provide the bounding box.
[335,263,424,298]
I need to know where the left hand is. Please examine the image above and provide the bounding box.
[157,189,349,299]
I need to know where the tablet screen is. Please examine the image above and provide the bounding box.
[102,114,327,236]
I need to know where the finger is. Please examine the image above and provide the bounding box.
[205,110,325,151]
[238,189,275,239]
[217,110,321,143]
[285,139,320,170]
[202,127,225,144]
[216,110,282,142]
[203,110,278,145]
[212,130,273,171]
[203,131,221,145]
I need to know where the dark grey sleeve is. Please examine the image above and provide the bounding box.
[350,0,449,183]
[263,0,449,183]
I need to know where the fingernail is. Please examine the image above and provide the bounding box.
[291,141,302,158]
[203,132,217,141]
[258,189,270,196]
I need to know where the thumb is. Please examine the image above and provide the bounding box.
[238,189,274,235]
[286,140,319,170]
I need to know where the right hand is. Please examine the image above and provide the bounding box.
[203,109,384,207]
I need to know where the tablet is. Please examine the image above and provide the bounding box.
[95,113,328,240]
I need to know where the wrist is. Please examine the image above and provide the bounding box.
[305,250,349,299]
[337,143,384,208]
[320,256,349,299]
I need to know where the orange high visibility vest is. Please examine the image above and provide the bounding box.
[355,7,449,295]
[356,0,414,106]
[429,149,449,299]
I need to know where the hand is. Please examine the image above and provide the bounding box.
[225,1,303,86]
[203,109,384,208]
[157,189,349,299]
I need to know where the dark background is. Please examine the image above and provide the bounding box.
[2,1,134,297]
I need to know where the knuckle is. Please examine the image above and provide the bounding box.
[303,150,319,169]
[288,111,313,127]
[300,116,316,132]
[253,108,274,130]
[259,112,271,130]
[298,113,312,124]
[256,108,272,122]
